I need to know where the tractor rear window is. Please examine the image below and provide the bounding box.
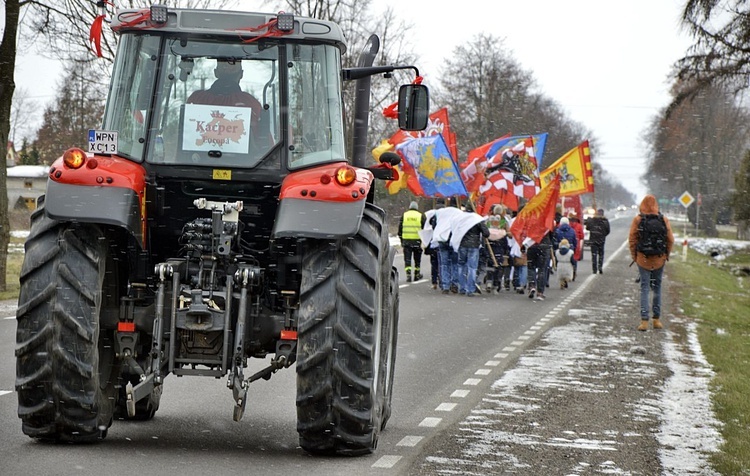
[148,39,281,168]
[102,34,161,161]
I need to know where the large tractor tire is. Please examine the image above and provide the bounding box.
[296,204,390,455]
[15,203,119,442]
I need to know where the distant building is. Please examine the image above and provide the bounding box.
[7,165,49,211]
[6,141,18,167]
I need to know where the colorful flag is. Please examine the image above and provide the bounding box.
[510,174,561,245]
[532,133,549,170]
[378,108,460,196]
[459,134,510,192]
[461,134,547,194]
[468,136,542,214]
[539,140,594,196]
[426,108,459,163]
[395,134,469,198]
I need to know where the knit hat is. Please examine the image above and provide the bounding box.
[560,217,569,226]
[559,239,570,249]
[409,201,418,210]
[597,208,604,216]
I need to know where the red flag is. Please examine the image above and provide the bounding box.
[460,134,512,192]
[425,108,459,162]
[510,174,561,244]
[468,136,540,212]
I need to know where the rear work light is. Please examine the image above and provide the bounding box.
[276,13,294,31]
[63,148,87,169]
[150,5,168,24]
[334,165,357,186]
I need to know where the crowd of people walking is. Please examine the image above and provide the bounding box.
[404,200,611,301]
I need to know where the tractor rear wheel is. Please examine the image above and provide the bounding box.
[15,204,118,442]
[296,204,390,455]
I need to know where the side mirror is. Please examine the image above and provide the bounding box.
[398,84,429,131]
[380,151,401,166]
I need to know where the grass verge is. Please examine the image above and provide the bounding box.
[670,248,750,474]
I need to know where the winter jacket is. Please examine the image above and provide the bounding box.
[554,223,578,252]
[460,221,490,249]
[585,215,610,245]
[628,194,675,270]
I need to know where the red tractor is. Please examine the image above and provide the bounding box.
[15,5,428,455]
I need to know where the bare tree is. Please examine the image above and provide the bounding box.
[10,87,37,143]
[645,81,750,234]
[435,34,591,163]
[670,1,750,111]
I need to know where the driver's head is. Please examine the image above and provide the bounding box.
[214,60,243,81]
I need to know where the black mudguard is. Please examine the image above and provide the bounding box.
[44,180,144,244]
[272,197,366,239]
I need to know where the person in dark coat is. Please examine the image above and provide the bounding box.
[585,208,611,274]
[455,211,490,296]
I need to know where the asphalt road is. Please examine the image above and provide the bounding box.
[0,211,634,476]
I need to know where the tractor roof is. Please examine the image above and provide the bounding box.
[110,7,347,53]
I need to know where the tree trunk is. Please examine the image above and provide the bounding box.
[0,0,22,291]
[738,220,750,241]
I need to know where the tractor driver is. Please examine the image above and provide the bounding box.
[187,59,270,148]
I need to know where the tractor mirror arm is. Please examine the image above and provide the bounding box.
[342,65,420,81]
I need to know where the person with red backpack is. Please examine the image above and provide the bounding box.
[629,194,675,331]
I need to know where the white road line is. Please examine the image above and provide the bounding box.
[419,417,442,427]
[3,316,15,320]
[463,378,481,386]
[396,436,423,447]
[517,335,530,341]
[372,455,402,468]
[510,340,524,346]
[502,346,516,352]
[0,391,12,397]
[484,360,500,366]
[494,352,509,359]
[523,330,536,335]
[474,369,491,376]
[451,389,470,398]
[436,403,456,411]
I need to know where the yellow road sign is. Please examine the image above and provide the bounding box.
[679,191,695,208]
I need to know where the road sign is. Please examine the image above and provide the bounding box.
[678,191,695,208]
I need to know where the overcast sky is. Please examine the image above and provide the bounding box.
[375,0,693,201]
[7,0,693,200]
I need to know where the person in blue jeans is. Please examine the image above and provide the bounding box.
[438,241,459,294]
[428,205,463,294]
[455,214,490,296]
[628,194,675,331]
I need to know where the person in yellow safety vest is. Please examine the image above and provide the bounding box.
[399,201,426,282]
